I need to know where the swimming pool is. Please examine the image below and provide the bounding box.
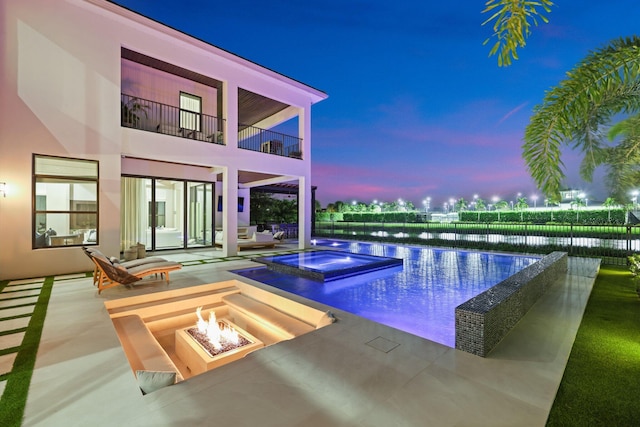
[233,240,541,347]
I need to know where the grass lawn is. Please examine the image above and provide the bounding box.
[546,266,640,426]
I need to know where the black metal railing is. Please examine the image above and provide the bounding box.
[237,124,303,159]
[122,94,303,158]
[121,94,225,144]
[314,220,640,265]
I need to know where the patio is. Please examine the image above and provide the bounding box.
[2,244,599,426]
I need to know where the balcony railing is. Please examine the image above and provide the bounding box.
[122,94,303,159]
[121,94,225,144]
[238,124,303,159]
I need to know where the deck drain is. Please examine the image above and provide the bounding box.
[366,336,400,353]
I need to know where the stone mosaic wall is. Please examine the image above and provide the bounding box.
[455,251,568,357]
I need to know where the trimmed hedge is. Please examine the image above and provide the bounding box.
[317,208,626,225]
[458,208,625,225]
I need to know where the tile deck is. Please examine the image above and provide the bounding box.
[2,245,599,426]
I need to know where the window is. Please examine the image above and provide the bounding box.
[179,92,201,132]
[33,155,98,248]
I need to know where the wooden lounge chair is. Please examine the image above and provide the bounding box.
[89,252,182,294]
[82,247,166,286]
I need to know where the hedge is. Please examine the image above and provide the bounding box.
[317,208,627,225]
[458,208,626,225]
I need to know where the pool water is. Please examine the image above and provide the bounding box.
[233,240,540,347]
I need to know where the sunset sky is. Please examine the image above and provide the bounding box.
[113,0,640,209]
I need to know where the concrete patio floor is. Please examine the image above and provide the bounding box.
[15,245,599,426]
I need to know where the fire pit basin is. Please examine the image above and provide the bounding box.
[175,319,264,375]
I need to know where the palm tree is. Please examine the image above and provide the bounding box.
[455,198,468,212]
[603,197,618,222]
[474,198,487,221]
[514,197,528,210]
[523,36,640,204]
[495,200,509,210]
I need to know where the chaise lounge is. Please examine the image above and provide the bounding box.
[84,247,182,294]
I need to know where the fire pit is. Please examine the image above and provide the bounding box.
[175,307,263,375]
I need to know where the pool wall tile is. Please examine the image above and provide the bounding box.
[455,251,568,357]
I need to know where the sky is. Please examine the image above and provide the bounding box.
[112,0,640,209]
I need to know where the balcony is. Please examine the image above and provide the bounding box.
[121,94,302,158]
[238,124,302,159]
[121,94,225,144]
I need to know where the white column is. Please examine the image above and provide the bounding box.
[222,167,238,256]
[298,104,312,248]
[221,81,239,256]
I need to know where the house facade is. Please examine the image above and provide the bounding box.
[0,0,327,280]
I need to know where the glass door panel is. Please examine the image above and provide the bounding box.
[187,182,213,248]
[155,180,184,249]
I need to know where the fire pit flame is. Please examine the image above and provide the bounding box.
[195,307,240,351]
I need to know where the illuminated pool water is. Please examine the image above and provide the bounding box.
[233,240,541,347]
[252,250,403,281]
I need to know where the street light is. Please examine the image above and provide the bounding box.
[423,197,431,213]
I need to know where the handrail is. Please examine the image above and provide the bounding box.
[121,94,225,144]
[121,94,303,159]
[238,123,302,159]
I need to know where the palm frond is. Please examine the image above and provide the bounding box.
[482,0,554,67]
[523,36,640,200]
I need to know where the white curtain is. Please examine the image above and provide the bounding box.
[120,177,148,251]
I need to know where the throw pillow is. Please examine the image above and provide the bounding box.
[136,370,176,395]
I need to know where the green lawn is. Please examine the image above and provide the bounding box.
[546,266,640,426]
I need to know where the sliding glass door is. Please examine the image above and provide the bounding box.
[121,177,214,251]
[187,182,213,247]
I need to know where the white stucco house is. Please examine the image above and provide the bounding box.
[0,0,327,280]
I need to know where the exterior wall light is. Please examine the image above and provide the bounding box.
[0,182,6,197]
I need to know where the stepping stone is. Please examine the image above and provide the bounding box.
[0,352,18,377]
[0,331,25,351]
[0,289,42,300]
[3,283,43,292]
[7,278,45,286]
[0,296,39,309]
[0,317,30,334]
[0,306,35,319]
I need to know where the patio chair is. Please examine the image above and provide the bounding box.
[82,247,167,286]
[87,250,182,294]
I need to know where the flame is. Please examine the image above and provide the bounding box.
[195,306,240,350]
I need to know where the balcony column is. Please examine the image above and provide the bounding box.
[221,166,238,257]
[298,103,312,248]
[222,81,238,149]
[221,81,239,256]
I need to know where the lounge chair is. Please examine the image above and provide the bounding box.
[82,247,167,286]
[84,248,182,294]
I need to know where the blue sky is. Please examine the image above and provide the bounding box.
[112,0,640,208]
